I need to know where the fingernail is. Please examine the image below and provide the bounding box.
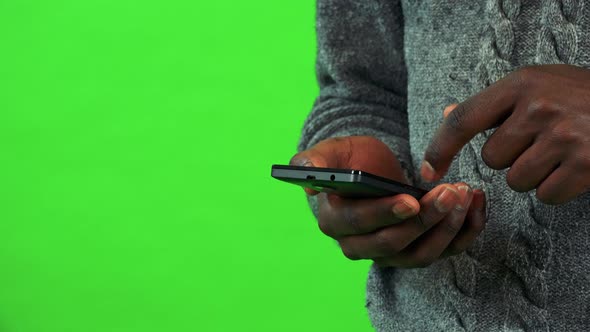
[295,160,314,167]
[435,187,459,213]
[420,161,437,183]
[443,104,457,118]
[392,201,417,219]
[455,185,473,211]
[291,157,315,167]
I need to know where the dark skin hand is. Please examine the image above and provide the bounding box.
[421,64,590,204]
[291,136,486,268]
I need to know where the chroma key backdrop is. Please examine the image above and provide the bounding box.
[0,1,374,331]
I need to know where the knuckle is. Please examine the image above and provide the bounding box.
[424,143,443,168]
[512,66,537,87]
[443,219,462,236]
[340,244,361,261]
[506,167,530,192]
[374,231,402,255]
[341,205,365,234]
[525,97,557,119]
[413,214,429,231]
[317,219,334,237]
[535,188,557,205]
[548,122,581,145]
[480,144,501,170]
[445,103,469,132]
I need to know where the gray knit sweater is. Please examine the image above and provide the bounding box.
[297,1,590,331]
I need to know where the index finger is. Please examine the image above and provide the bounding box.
[421,76,519,182]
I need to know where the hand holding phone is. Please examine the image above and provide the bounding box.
[272,164,427,199]
[285,136,487,268]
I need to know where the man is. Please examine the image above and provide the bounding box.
[290,1,590,331]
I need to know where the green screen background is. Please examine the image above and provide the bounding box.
[0,1,374,331]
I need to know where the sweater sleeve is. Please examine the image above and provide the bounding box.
[298,0,413,183]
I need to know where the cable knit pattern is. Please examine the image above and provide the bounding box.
[449,1,521,330]
[501,193,553,331]
[470,0,519,188]
[473,0,520,197]
[298,1,590,330]
[477,0,520,86]
[536,0,582,64]
[473,1,551,330]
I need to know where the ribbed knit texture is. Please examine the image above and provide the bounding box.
[297,1,590,331]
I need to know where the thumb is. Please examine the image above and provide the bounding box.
[289,137,355,169]
[289,137,357,196]
[289,152,324,196]
[288,141,333,196]
[288,149,327,169]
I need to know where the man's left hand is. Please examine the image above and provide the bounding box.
[421,64,590,205]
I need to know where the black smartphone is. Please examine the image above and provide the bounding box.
[271,164,427,199]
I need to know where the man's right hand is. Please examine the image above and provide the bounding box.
[290,136,486,268]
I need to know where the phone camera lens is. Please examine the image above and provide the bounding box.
[330,174,335,181]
